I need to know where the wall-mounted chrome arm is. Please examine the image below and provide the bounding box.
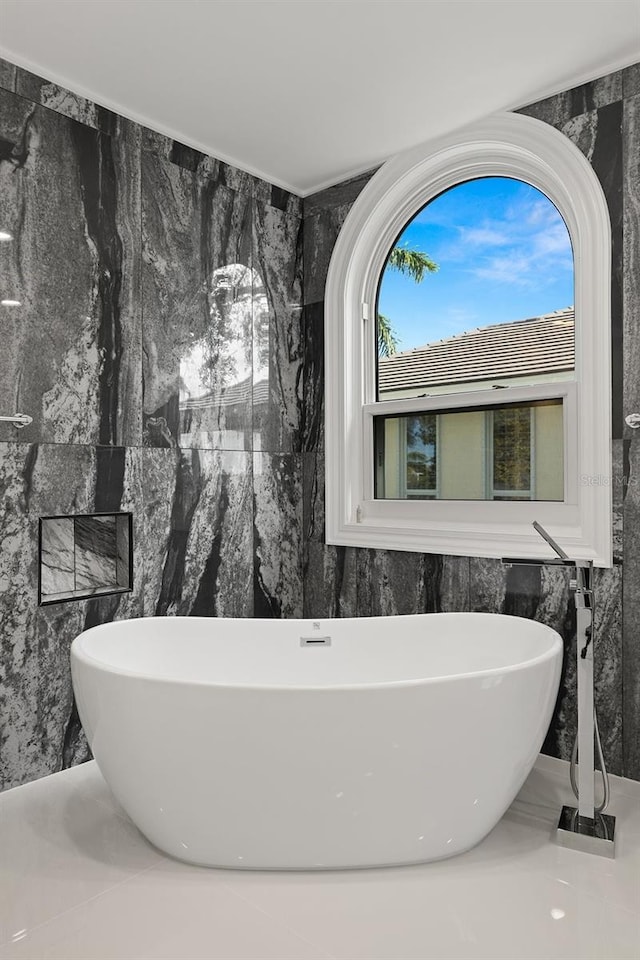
[0,413,33,429]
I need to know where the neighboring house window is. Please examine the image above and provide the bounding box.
[324,113,612,563]
[375,399,564,503]
[491,406,534,501]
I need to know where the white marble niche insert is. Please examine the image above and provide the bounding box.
[39,513,132,604]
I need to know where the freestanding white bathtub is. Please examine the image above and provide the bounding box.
[70,613,562,870]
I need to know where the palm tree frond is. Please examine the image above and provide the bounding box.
[379,245,439,356]
[377,314,399,358]
[388,247,438,284]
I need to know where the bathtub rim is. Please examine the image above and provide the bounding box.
[70,612,563,693]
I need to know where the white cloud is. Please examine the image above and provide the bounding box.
[464,196,572,287]
[401,181,573,290]
[473,253,535,285]
[458,226,509,247]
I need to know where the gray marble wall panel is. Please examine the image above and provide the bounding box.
[302,64,640,780]
[13,64,113,133]
[592,566,624,774]
[253,453,303,617]
[356,551,470,617]
[116,514,131,587]
[624,64,640,98]
[623,94,640,437]
[302,168,378,217]
[40,518,75,597]
[142,153,253,450]
[35,602,86,782]
[0,57,17,92]
[612,440,625,563]
[0,442,143,789]
[252,202,303,453]
[302,202,353,306]
[303,544,357,619]
[0,87,142,447]
[253,182,303,220]
[303,449,325,544]
[0,56,305,790]
[141,127,260,201]
[622,440,640,778]
[302,301,325,455]
[560,103,624,437]
[144,448,254,618]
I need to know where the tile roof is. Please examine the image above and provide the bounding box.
[378,308,575,394]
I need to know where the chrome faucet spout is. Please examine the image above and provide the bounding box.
[532,520,570,560]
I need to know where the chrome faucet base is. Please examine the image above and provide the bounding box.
[556,804,616,858]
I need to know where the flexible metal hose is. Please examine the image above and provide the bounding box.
[569,706,611,814]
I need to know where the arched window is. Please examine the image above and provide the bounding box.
[324,113,612,564]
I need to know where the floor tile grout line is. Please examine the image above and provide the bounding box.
[209,875,341,960]
[0,861,161,951]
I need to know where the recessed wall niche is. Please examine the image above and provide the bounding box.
[39,513,133,605]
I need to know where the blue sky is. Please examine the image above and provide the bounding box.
[377,177,574,352]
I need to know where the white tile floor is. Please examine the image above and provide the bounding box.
[0,756,638,960]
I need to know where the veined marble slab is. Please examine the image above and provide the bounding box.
[252,201,303,454]
[142,153,253,451]
[40,518,75,597]
[0,87,142,448]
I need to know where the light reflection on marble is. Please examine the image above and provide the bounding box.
[179,263,255,451]
[142,153,253,450]
[0,59,307,792]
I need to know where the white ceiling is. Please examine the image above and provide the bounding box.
[0,0,639,196]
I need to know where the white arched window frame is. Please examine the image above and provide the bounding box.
[324,112,612,565]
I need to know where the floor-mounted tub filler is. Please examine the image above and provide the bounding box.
[505,522,617,858]
[70,612,562,870]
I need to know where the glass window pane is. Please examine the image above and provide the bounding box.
[406,415,436,496]
[375,177,574,402]
[374,399,563,501]
[493,407,531,493]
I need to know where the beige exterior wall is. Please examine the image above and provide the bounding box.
[534,402,564,500]
[439,411,486,499]
[381,419,403,498]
